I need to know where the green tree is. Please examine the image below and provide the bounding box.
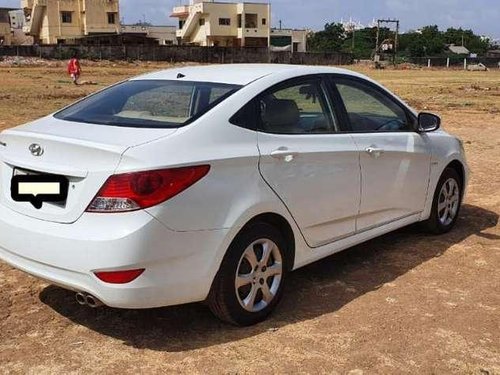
[308,22,490,58]
[420,25,445,55]
[408,36,426,57]
[343,27,378,59]
[308,23,346,52]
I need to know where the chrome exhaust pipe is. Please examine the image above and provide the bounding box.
[85,294,103,308]
[75,292,87,306]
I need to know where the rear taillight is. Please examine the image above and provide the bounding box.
[87,165,210,213]
[94,269,145,284]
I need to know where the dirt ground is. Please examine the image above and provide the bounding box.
[0,61,499,374]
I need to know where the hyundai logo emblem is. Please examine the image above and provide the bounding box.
[29,143,44,157]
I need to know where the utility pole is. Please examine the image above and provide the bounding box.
[395,19,399,54]
[344,18,356,52]
[375,19,400,63]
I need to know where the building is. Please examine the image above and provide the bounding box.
[9,9,25,29]
[270,28,309,52]
[121,25,177,45]
[447,44,470,55]
[0,8,15,45]
[0,8,34,46]
[171,0,270,47]
[486,49,500,58]
[8,9,34,44]
[22,0,120,44]
[341,17,365,32]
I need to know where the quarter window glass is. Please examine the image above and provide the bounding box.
[230,101,257,130]
[259,81,336,134]
[336,80,409,132]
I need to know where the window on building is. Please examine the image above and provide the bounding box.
[179,20,185,29]
[107,12,117,24]
[245,13,257,28]
[61,11,72,24]
[237,14,242,28]
[262,18,266,25]
[199,18,205,26]
[219,18,231,26]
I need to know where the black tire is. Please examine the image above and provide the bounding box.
[207,221,290,326]
[422,167,463,234]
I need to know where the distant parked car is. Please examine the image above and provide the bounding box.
[467,62,488,71]
[0,64,468,326]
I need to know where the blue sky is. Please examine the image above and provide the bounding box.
[2,0,499,38]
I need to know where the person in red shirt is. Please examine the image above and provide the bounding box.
[67,51,81,85]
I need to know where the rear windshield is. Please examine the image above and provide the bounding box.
[54,80,242,128]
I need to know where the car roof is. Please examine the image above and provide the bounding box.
[132,64,359,86]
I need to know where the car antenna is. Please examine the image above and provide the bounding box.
[177,73,186,79]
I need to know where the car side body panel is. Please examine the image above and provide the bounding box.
[350,132,432,231]
[257,132,361,248]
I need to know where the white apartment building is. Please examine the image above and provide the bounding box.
[171,0,270,47]
[22,0,120,44]
[270,28,309,52]
[9,10,25,29]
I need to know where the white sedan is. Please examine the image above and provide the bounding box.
[0,64,468,326]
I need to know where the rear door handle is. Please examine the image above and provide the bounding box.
[270,148,299,162]
[365,147,385,157]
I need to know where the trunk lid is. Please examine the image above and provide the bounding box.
[0,116,176,223]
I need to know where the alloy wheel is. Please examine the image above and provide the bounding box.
[437,178,460,226]
[235,239,283,313]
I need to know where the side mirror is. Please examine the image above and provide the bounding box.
[418,112,441,132]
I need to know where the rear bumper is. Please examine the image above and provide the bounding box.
[0,205,229,308]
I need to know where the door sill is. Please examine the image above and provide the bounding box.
[311,211,422,249]
[294,212,422,269]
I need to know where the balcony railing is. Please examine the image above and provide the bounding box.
[171,6,189,17]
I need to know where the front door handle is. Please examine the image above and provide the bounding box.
[270,148,298,162]
[365,146,385,158]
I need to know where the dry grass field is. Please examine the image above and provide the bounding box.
[0,60,499,374]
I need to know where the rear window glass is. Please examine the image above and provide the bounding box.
[54,80,241,128]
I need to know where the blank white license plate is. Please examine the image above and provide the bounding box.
[11,168,69,209]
